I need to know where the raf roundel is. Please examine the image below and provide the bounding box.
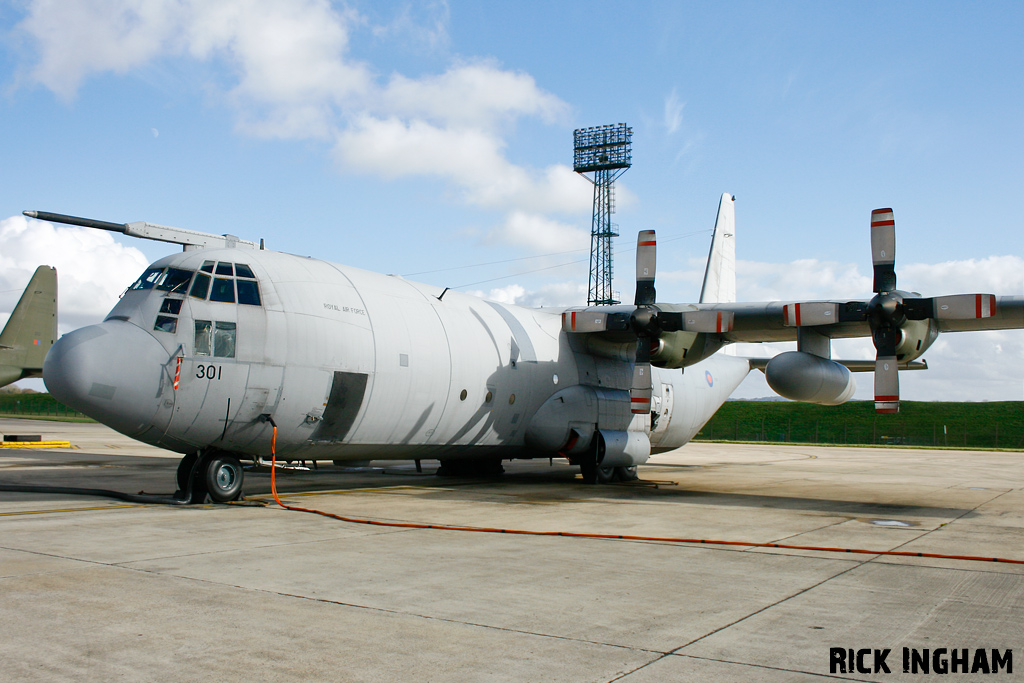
[705,371,714,387]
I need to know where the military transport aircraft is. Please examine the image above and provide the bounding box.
[0,265,57,388]
[24,196,1024,503]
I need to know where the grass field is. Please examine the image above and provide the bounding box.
[697,400,1024,450]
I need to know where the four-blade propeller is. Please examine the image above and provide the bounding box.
[782,208,997,414]
[562,230,734,414]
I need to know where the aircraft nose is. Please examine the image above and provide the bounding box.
[44,322,170,437]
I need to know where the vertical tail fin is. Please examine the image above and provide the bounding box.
[699,193,736,304]
[0,266,58,387]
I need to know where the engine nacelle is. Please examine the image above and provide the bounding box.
[651,330,724,369]
[895,317,939,362]
[764,351,856,405]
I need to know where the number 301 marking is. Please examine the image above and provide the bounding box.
[196,364,222,380]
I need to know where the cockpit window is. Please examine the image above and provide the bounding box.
[209,278,235,303]
[189,272,211,299]
[131,267,164,290]
[160,299,183,315]
[183,261,261,306]
[154,315,177,333]
[236,280,261,306]
[156,268,193,293]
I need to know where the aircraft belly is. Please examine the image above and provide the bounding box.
[650,354,751,451]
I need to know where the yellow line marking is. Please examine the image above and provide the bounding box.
[0,441,73,449]
[0,504,141,517]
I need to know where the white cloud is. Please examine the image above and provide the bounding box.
[14,0,583,253]
[466,281,586,308]
[0,215,150,333]
[380,62,568,130]
[485,211,590,254]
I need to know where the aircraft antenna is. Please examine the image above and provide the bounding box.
[574,123,632,306]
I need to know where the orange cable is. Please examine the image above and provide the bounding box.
[266,428,1023,566]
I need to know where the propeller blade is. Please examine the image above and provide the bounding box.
[874,356,900,414]
[904,294,998,321]
[872,326,900,414]
[870,208,896,293]
[630,337,653,414]
[635,230,657,306]
[783,302,839,327]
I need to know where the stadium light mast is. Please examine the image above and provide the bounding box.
[573,123,632,306]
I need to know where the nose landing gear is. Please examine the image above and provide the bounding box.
[176,450,244,503]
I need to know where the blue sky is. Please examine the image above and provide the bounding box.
[1,0,1022,400]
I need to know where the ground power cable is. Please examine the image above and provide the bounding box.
[265,426,1024,567]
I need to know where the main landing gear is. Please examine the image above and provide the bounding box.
[176,450,244,503]
[578,459,639,484]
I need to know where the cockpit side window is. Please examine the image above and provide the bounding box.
[194,319,236,357]
[194,320,213,355]
[200,261,215,273]
[214,322,236,358]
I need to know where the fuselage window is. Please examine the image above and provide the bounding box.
[236,280,261,306]
[189,273,211,300]
[194,320,213,355]
[160,298,183,315]
[200,261,215,273]
[157,268,193,293]
[209,278,235,303]
[154,315,178,333]
[131,267,164,290]
[215,262,234,276]
[214,322,236,358]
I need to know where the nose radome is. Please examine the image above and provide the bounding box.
[44,322,170,438]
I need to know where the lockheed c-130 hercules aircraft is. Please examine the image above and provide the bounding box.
[25,194,1024,503]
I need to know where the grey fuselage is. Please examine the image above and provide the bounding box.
[44,247,750,462]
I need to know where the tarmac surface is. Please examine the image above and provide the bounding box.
[1,416,1022,682]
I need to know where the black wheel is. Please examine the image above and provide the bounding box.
[595,465,618,483]
[176,453,199,493]
[616,465,639,482]
[203,453,243,503]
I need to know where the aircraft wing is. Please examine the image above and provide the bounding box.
[692,295,1024,343]
[564,206,1023,415]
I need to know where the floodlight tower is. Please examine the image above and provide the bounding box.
[574,123,632,306]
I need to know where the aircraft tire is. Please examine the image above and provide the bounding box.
[203,453,244,503]
[595,465,618,484]
[616,465,639,482]
[176,453,199,493]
